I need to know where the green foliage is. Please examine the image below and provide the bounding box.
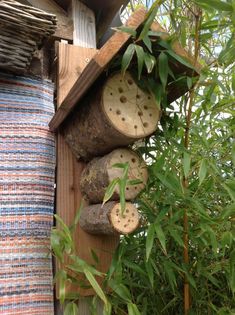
[52,0,235,313]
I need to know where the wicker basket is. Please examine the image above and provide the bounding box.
[0,0,57,73]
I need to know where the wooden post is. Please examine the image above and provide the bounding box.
[56,2,119,314]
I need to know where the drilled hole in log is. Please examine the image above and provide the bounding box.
[102,72,160,139]
[80,149,148,203]
[144,105,148,110]
[109,108,112,111]
[143,122,148,128]
[120,96,127,103]
[116,109,121,115]
[149,113,152,117]
[122,117,125,121]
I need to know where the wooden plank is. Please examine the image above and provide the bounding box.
[49,8,147,131]
[72,0,96,47]
[57,43,96,105]
[54,0,128,41]
[56,43,119,297]
[19,0,73,41]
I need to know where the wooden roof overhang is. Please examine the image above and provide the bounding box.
[49,8,201,131]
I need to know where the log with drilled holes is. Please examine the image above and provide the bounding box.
[63,71,160,161]
[80,148,148,204]
[79,201,140,235]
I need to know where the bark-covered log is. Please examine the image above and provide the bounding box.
[80,148,148,204]
[79,201,140,235]
[63,71,160,161]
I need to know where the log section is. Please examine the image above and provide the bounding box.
[79,202,140,235]
[80,148,148,203]
[63,71,160,160]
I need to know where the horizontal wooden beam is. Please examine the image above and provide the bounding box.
[49,8,147,131]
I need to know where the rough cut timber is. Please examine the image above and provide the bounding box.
[63,71,160,160]
[54,0,128,41]
[79,202,140,235]
[49,7,201,131]
[80,148,148,203]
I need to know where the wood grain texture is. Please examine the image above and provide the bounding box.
[57,43,96,105]
[54,0,128,41]
[49,8,147,131]
[56,43,119,297]
[72,0,96,47]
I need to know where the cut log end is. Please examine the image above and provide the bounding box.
[79,202,140,235]
[109,203,139,235]
[107,148,148,200]
[103,72,160,139]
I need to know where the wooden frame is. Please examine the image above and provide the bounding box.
[49,7,201,131]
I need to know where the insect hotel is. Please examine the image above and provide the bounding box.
[0,0,200,314]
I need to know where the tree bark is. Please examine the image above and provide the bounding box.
[79,201,140,235]
[80,148,148,204]
[63,71,160,161]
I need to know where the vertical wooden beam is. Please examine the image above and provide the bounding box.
[56,2,120,314]
[72,0,96,47]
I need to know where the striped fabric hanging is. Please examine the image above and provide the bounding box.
[0,73,55,315]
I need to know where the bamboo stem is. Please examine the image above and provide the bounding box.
[183,7,202,315]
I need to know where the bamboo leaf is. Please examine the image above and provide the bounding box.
[113,26,137,37]
[199,159,207,185]
[127,303,141,315]
[135,45,145,79]
[183,152,191,178]
[145,259,154,288]
[166,48,195,70]
[58,270,67,304]
[102,178,119,205]
[146,224,155,261]
[64,302,78,315]
[138,0,164,40]
[194,0,233,11]
[109,281,132,302]
[155,223,167,254]
[144,53,156,73]
[143,35,153,52]
[84,269,108,305]
[122,44,135,75]
[221,231,233,250]
[169,229,184,247]
[158,52,168,90]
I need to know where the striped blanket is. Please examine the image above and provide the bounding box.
[0,73,55,315]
